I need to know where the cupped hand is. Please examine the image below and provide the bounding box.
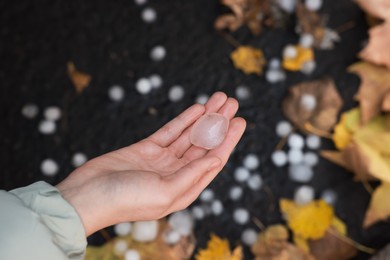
[57,92,246,236]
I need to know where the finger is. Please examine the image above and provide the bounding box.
[181,98,240,161]
[148,104,205,147]
[169,118,246,211]
[168,92,228,158]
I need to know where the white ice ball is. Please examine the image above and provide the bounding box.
[150,45,166,61]
[247,174,263,190]
[131,220,159,242]
[277,0,297,13]
[134,0,147,5]
[243,154,260,170]
[300,33,315,48]
[271,150,288,167]
[149,74,163,89]
[229,186,243,201]
[283,44,298,59]
[233,208,250,225]
[44,106,61,121]
[191,206,205,220]
[108,85,125,101]
[288,133,304,149]
[294,185,315,205]
[276,120,292,137]
[168,210,193,236]
[289,163,314,182]
[168,85,185,102]
[114,240,128,256]
[39,120,56,134]
[163,229,181,245]
[235,85,251,100]
[41,159,59,176]
[125,249,141,260]
[135,78,152,95]
[303,152,319,167]
[141,7,157,23]
[305,0,322,11]
[199,189,214,202]
[288,148,304,164]
[211,200,224,215]
[268,58,281,69]
[241,229,258,246]
[71,152,87,167]
[300,94,317,111]
[234,167,251,182]
[306,134,321,149]
[321,189,337,205]
[195,94,209,105]
[301,60,316,75]
[265,69,286,83]
[22,104,39,119]
[114,222,132,237]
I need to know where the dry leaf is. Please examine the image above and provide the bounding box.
[296,2,326,48]
[354,0,390,21]
[67,62,92,94]
[309,227,357,260]
[282,78,343,132]
[364,182,390,227]
[230,46,266,75]
[195,234,242,260]
[348,62,390,124]
[282,45,314,71]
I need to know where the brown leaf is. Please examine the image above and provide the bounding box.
[309,227,357,260]
[67,62,92,94]
[354,0,390,20]
[282,78,343,132]
[342,142,377,182]
[296,2,326,47]
[382,91,390,111]
[320,150,353,171]
[348,62,390,124]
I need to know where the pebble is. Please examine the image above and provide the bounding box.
[191,205,205,220]
[168,85,184,102]
[299,33,315,48]
[125,249,141,260]
[195,94,209,105]
[283,44,298,59]
[134,0,147,5]
[241,229,258,246]
[288,149,304,164]
[163,229,181,245]
[276,120,292,137]
[294,185,315,205]
[265,69,286,83]
[44,106,61,121]
[306,134,321,149]
[235,85,251,100]
[22,104,39,119]
[234,167,251,182]
[150,45,166,61]
[268,58,281,69]
[243,154,260,170]
[301,60,316,75]
[247,174,263,190]
[303,152,319,167]
[136,78,152,94]
[149,74,163,89]
[114,240,128,255]
[114,222,132,237]
[300,94,317,111]
[277,0,296,13]
[39,120,56,134]
[271,150,288,167]
[211,200,224,215]
[108,85,125,101]
[199,189,214,202]
[305,0,322,11]
[289,163,314,182]
[288,133,304,149]
[229,186,243,201]
[321,189,337,205]
[131,220,159,242]
[41,159,59,176]
[233,208,250,225]
[141,7,157,23]
[71,152,87,167]
[168,210,193,236]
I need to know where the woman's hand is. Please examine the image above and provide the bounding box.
[56,92,246,236]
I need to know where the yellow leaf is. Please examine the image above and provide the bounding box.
[230,46,265,75]
[282,45,314,71]
[331,217,347,236]
[364,182,390,227]
[333,114,353,150]
[196,234,242,260]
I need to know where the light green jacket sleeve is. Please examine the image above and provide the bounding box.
[0,181,87,260]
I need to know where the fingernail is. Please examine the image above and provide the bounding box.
[208,158,221,171]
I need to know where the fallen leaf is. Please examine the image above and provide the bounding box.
[320,150,352,171]
[230,46,266,75]
[195,234,242,260]
[282,45,314,71]
[354,0,390,21]
[309,227,357,260]
[282,78,343,132]
[364,182,390,227]
[67,62,92,94]
[349,62,390,124]
[341,142,376,182]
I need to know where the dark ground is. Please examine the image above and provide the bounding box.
[1,0,390,259]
